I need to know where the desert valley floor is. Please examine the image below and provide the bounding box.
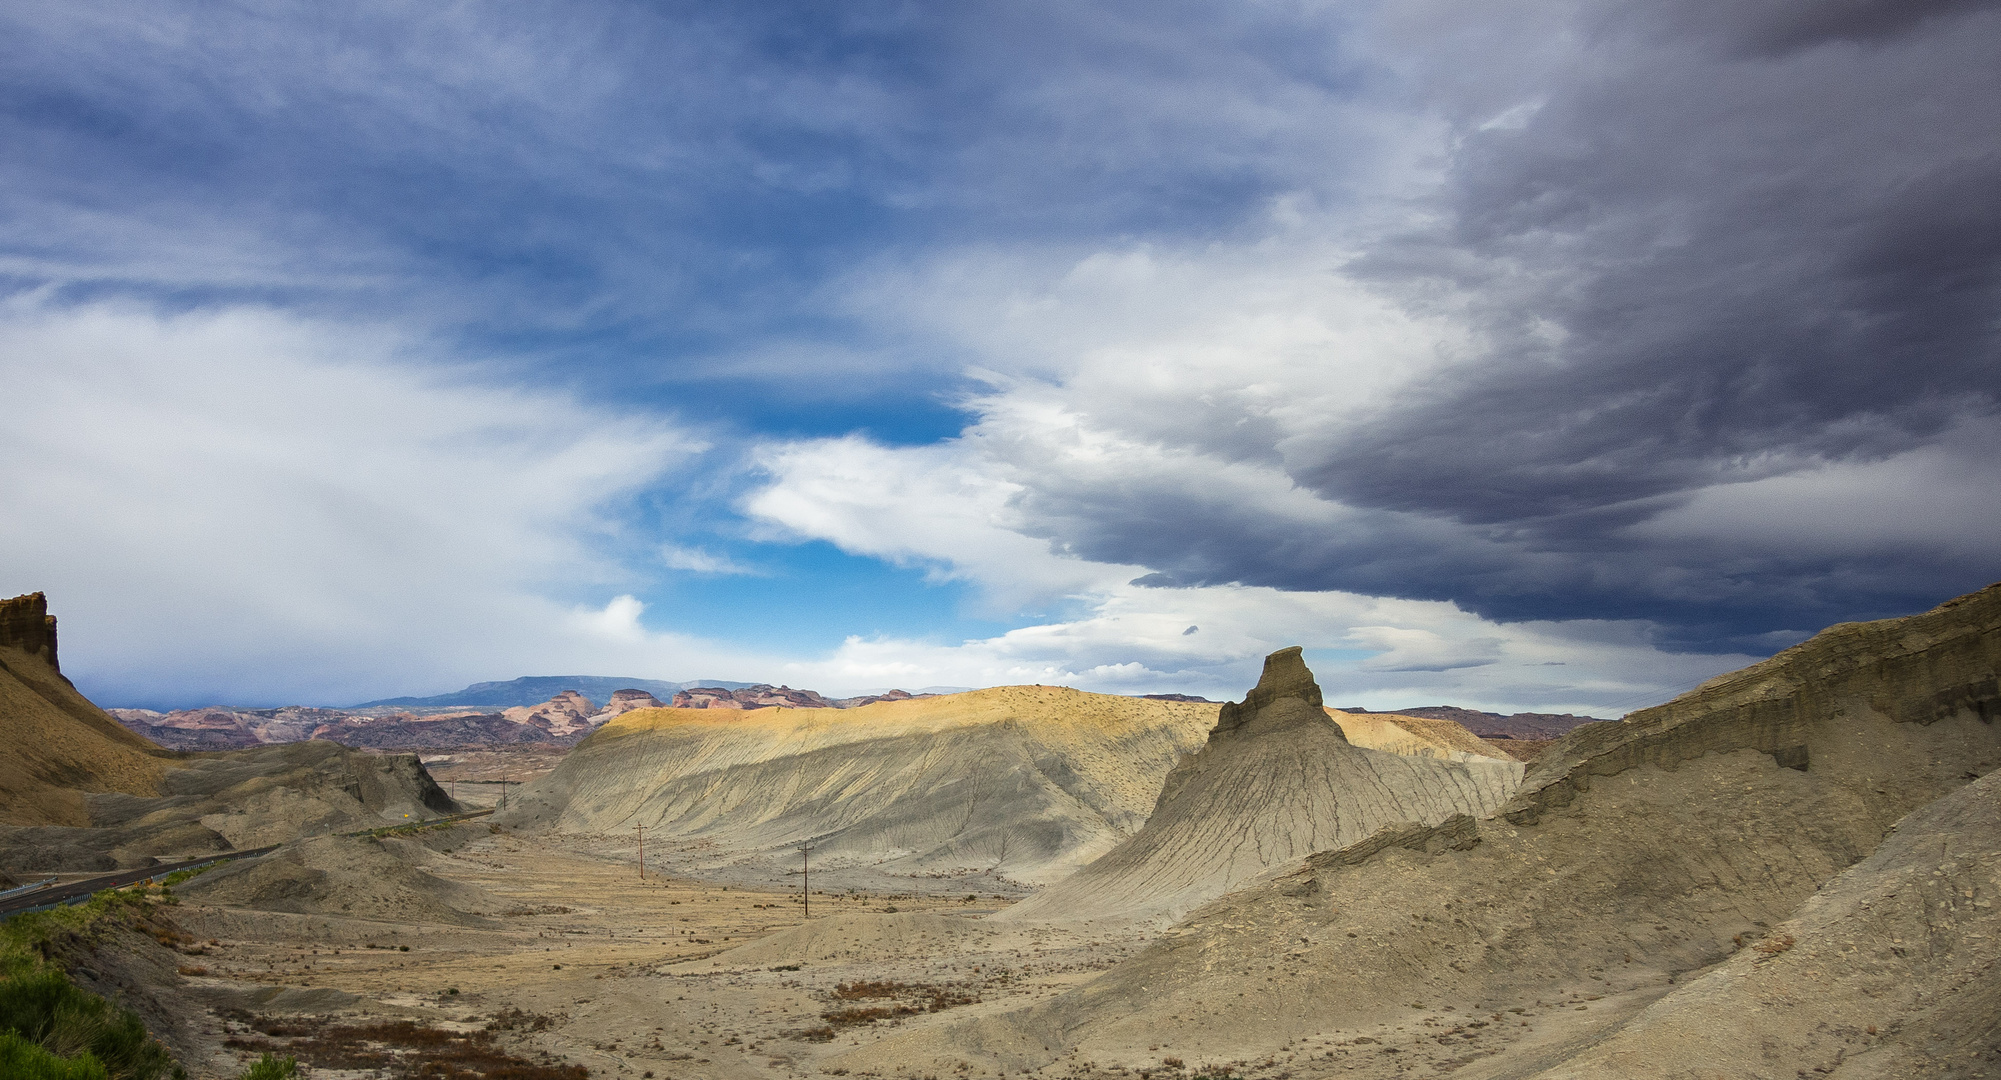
[159,825,1710,1080]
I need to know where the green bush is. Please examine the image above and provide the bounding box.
[0,1029,111,1080]
[158,862,227,890]
[238,1052,299,1079]
[0,966,179,1080]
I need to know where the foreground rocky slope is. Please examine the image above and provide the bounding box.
[836,583,2001,1078]
[1532,767,2000,1078]
[1004,649,1522,923]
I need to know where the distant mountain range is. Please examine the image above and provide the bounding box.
[354,675,752,709]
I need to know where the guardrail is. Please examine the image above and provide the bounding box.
[0,877,58,902]
[0,808,496,921]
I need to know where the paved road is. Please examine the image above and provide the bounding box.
[0,808,494,920]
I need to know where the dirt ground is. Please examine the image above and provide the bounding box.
[165,824,1144,1080]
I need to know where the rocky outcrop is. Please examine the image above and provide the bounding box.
[1211,646,1323,736]
[998,648,1522,923]
[1505,580,2001,826]
[501,689,598,737]
[594,688,666,719]
[0,591,59,669]
[670,683,832,709]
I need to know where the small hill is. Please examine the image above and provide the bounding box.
[505,686,1226,886]
[0,592,174,826]
[999,649,1522,924]
[1335,704,1605,740]
[1326,708,1507,760]
[178,832,506,926]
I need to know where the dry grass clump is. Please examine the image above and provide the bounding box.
[820,981,979,1026]
[485,1007,554,1033]
[223,1013,585,1079]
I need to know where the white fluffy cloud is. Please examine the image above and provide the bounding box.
[0,298,717,704]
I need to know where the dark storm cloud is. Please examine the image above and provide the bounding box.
[1033,0,2001,644]
[1640,0,1993,57]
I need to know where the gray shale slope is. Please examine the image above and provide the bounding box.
[502,686,1221,887]
[1002,647,1523,924]
[836,584,2001,1079]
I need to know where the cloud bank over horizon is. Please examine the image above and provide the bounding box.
[2,1,1995,712]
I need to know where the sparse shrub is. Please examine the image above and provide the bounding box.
[159,862,228,891]
[833,981,907,1000]
[1754,934,1796,956]
[485,1007,553,1032]
[237,1052,298,1079]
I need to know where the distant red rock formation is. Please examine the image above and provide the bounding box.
[671,684,833,709]
[669,685,931,710]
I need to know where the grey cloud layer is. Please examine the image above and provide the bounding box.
[959,0,2001,647]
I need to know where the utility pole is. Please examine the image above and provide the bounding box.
[799,843,814,917]
[636,824,645,879]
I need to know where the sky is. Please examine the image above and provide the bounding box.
[2,0,1997,712]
